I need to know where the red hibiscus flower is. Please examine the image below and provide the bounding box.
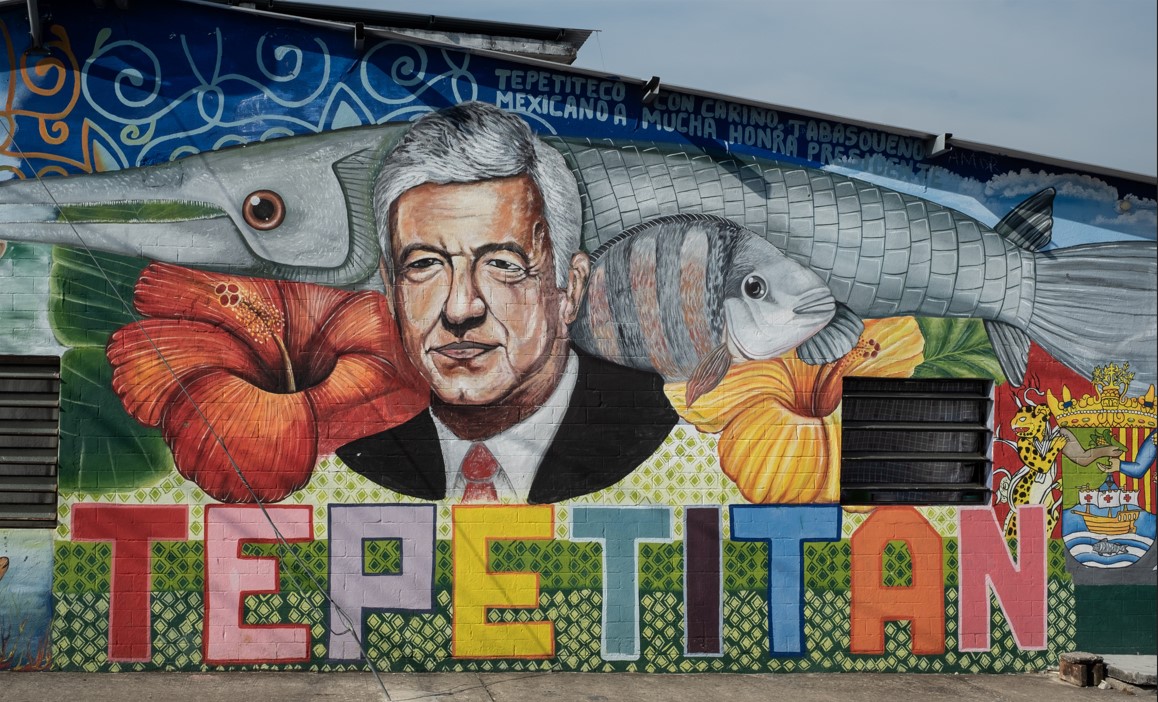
[106,263,429,502]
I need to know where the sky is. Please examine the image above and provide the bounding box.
[324,0,1157,178]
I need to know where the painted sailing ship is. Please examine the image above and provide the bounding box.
[1070,483,1143,536]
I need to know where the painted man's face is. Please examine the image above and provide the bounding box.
[390,174,581,407]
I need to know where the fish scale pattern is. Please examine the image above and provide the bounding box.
[553,138,1034,327]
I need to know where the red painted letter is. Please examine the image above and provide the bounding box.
[72,504,188,661]
[850,507,944,655]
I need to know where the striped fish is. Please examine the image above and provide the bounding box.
[571,214,836,406]
[548,137,1158,388]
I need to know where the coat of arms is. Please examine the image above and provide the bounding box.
[1049,363,1157,569]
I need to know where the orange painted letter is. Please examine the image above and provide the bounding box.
[850,507,944,655]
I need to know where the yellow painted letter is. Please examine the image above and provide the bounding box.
[452,505,554,658]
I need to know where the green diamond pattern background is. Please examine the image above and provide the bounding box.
[49,425,1079,672]
[51,533,1076,672]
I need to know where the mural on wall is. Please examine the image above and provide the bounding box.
[0,2,1154,672]
[6,101,1156,506]
[106,263,430,503]
[334,105,678,503]
[0,531,53,670]
[992,385,1129,540]
[989,355,1158,568]
[1050,364,1157,570]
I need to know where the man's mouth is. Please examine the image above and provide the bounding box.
[432,341,498,361]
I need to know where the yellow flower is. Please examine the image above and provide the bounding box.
[666,317,925,504]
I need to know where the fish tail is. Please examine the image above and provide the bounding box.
[1024,241,1157,388]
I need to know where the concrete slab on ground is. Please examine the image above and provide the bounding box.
[0,672,1142,702]
[1102,654,1157,687]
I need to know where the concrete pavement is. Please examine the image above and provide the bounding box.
[0,671,1152,702]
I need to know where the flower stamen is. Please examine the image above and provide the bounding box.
[214,282,296,392]
[812,335,884,416]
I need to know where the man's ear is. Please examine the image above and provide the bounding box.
[561,251,590,325]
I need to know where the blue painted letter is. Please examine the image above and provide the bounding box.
[572,506,673,660]
[730,505,841,655]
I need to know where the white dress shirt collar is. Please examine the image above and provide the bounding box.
[432,351,579,502]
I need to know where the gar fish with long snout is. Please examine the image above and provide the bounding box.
[1,116,1153,387]
[570,214,836,406]
[0,126,406,287]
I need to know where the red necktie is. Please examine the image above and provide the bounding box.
[461,442,500,503]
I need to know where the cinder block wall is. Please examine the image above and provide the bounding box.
[0,1,1154,673]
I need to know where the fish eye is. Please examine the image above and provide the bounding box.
[242,190,285,231]
[742,274,767,300]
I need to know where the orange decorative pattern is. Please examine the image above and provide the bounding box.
[1,21,96,177]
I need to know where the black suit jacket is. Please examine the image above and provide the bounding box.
[335,351,678,503]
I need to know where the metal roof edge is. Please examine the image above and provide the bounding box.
[25,0,1158,185]
[189,0,593,45]
[178,0,641,82]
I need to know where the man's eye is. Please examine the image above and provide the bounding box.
[487,259,523,272]
[406,258,440,270]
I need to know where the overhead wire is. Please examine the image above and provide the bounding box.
[2,122,394,701]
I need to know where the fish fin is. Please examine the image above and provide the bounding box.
[994,188,1054,252]
[686,343,732,407]
[1026,241,1157,388]
[797,304,864,365]
[984,320,1030,386]
[331,145,392,282]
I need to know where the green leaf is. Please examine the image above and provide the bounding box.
[913,317,1006,383]
[58,347,173,493]
[56,201,221,223]
[49,245,148,348]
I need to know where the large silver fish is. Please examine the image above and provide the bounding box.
[1,124,1153,386]
[0,126,406,287]
[570,214,836,405]
[546,138,1157,387]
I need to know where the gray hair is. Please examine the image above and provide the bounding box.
[374,102,582,287]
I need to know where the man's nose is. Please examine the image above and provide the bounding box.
[442,263,487,327]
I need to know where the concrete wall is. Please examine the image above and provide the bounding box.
[0,1,1154,672]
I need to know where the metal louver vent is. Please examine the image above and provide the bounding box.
[840,377,993,506]
[0,356,60,528]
